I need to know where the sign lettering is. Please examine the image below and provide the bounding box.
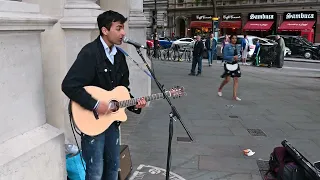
[196,15,212,20]
[191,14,213,21]
[284,12,316,20]
[249,23,270,26]
[222,14,242,21]
[287,23,308,27]
[249,13,274,20]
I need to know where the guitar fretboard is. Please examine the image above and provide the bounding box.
[119,91,170,108]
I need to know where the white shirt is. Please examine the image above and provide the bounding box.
[94,36,118,110]
[99,36,117,65]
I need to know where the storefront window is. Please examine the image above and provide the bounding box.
[192,27,211,37]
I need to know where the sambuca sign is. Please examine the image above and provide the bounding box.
[248,12,276,21]
[284,11,316,20]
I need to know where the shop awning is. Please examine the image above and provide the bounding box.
[243,21,274,31]
[219,21,242,29]
[190,21,212,28]
[278,21,315,31]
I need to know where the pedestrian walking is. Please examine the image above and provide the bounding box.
[217,34,242,101]
[241,34,249,65]
[221,34,229,64]
[205,33,217,66]
[189,35,204,76]
[251,39,261,66]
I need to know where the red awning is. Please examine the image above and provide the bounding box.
[219,21,242,29]
[190,21,212,28]
[278,21,315,31]
[243,21,274,31]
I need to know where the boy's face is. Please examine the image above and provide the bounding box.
[102,21,126,45]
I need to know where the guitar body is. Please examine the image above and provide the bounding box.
[71,86,131,136]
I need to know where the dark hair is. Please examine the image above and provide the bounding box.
[97,10,127,36]
[229,34,237,39]
[244,34,247,38]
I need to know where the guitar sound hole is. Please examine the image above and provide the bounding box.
[110,100,119,112]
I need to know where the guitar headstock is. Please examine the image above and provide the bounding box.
[169,86,186,99]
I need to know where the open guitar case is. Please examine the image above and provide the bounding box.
[281,140,320,180]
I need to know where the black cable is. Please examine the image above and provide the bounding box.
[68,101,86,171]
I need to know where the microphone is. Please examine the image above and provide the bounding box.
[123,36,147,49]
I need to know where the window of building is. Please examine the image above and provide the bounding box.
[202,0,208,5]
[177,0,184,6]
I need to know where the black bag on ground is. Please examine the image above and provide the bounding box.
[266,146,307,180]
[280,162,306,180]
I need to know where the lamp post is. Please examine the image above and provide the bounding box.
[153,0,158,59]
[211,0,218,40]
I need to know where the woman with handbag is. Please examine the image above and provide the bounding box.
[217,34,242,101]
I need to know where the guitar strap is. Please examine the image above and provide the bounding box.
[116,46,154,79]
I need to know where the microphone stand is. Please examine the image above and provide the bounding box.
[135,47,194,180]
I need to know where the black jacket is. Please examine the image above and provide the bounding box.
[61,36,141,114]
[193,40,204,57]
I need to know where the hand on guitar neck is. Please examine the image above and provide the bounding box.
[96,98,146,115]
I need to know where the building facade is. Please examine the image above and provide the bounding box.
[143,0,169,38]
[167,0,320,43]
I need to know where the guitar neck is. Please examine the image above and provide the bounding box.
[119,91,170,108]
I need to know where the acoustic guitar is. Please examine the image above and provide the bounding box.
[71,86,186,136]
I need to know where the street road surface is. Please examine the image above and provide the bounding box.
[121,60,320,180]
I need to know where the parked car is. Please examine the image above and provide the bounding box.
[266,35,320,59]
[172,37,195,48]
[146,37,173,49]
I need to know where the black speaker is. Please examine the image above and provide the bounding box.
[118,145,133,180]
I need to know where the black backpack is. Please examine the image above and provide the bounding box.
[265,147,306,180]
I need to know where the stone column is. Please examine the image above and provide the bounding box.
[65,0,100,9]
[126,0,151,100]
[39,0,103,146]
[0,0,65,179]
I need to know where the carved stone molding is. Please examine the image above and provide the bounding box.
[128,10,149,28]
[60,0,103,29]
[0,1,57,31]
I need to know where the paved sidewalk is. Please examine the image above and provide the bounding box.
[121,60,320,180]
[284,57,320,63]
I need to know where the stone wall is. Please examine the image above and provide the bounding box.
[0,1,65,179]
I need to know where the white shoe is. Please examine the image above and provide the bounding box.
[218,91,222,97]
[234,97,241,101]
